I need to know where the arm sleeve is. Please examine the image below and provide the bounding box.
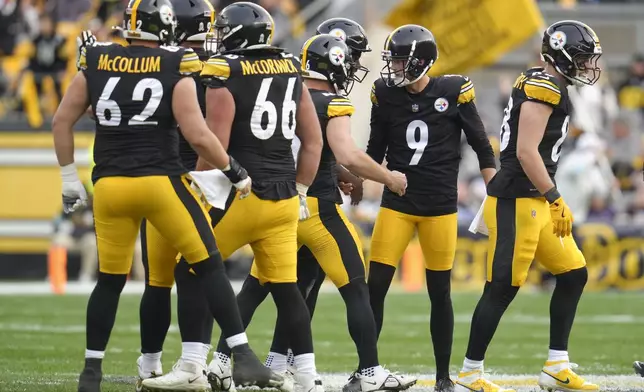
[327,97,355,117]
[366,83,388,164]
[179,49,203,76]
[523,76,562,107]
[459,101,496,170]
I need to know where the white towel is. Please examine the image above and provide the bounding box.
[188,169,233,210]
[468,196,489,236]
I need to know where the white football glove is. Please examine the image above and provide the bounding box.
[76,30,96,70]
[61,164,88,213]
[297,183,310,221]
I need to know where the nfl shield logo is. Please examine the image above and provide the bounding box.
[412,104,419,112]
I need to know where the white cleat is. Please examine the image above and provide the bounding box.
[207,353,236,392]
[355,368,417,392]
[141,359,210,391]
[136,355,163,392]
[276,369,295,392]
[454,369,515,392]
[293,372,324,392]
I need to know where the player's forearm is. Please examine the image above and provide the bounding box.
[52,124,75,166]
[480,167,496,185]
[296,144,321,186]
[336,165,360,184]
[517,149,555,194]
[190,132,231,170]
[195,157,215,171]
[342,152,392,187]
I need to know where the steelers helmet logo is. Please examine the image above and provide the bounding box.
[329,28,347,42]
[159,5,175,26]
[329,46,345,66]
[549,31,567,50]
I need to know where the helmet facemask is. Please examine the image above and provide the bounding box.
[380,41,432,87]
[348,50,369,85]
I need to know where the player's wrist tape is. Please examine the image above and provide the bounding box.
[296,182,309,196]
[544,187,561,204]
[60,164,80,182]
[222,156,248,184]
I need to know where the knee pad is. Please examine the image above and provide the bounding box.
[486,281,519,308]
[96,272,127,293]
[425,269,452,303]
[556,266,588,290]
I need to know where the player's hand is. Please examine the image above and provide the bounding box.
[60,164,88,213]
[297,183,310,221]
[349,177,364,205]
[76,30,96,70]
[386,170,407,197]
[549,196,573,237]
[234,176,252,200]
[339,182,353,195]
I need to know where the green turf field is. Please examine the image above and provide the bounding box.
[1,290,643,391]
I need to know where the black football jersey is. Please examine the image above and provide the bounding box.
[201,49,303,200]
[487,67,572,198]
[80,43,202,183]
[367,75,495,216]
[177,73,206,171]
[307,89,355,204]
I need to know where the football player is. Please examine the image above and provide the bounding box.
[634,361,644,377]
[52,1,277,391]
[142,2,325,392]
[367,24,496,392]
[454,21,602,392]
[134,0,224,390]
[211,33,415,392]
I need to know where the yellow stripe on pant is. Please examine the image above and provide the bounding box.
[250,197,365,288]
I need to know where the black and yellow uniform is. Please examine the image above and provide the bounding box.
[80,42,214,278]
[141,69,207,288]
[367,75,495,271]
[200,49,302,284]
[250,89,364,288]
[485,67,585,287]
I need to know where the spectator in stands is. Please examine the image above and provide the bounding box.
[51,196,98,282]
[617,54,644,114]
[609,115,642,193]
[27,13,67,103]
[0,0,21,55]
[586,194,617,224]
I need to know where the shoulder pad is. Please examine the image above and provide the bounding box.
[178,48,202,75]
[327,94,354,118]
[201,55,231,81]
[520,70,562,106]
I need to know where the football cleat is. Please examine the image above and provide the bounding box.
[341,372,361,392]
[538,361,599,392]
[455,369,515,392]
[141,359,210,391]
[352,367,417,392]
[77,360,102,392]
[435,377,455,392]
[634,361,644,377]
[207,353,236,392]
[294,371,324,392]
[136,355,163,392]
[232,346,284,389]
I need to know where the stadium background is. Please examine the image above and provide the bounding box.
[1,1,644,391]
[0,0,642,291]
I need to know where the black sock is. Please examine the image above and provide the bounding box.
[339,279,379,371]
[465,281,519,361]
[188,253,246,345]
[139,285,171,354]
[269,282,313,355]
[367,261,396,338]
[215,274,269,357]
[175,260,213,344]
[550,267,588,350]
[86,272,127,352]
[426,269,454,380]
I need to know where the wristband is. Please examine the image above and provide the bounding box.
[296,182,309,196]
[222,156,247,184]
[60,164,79,182]
[543,187,561,204]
